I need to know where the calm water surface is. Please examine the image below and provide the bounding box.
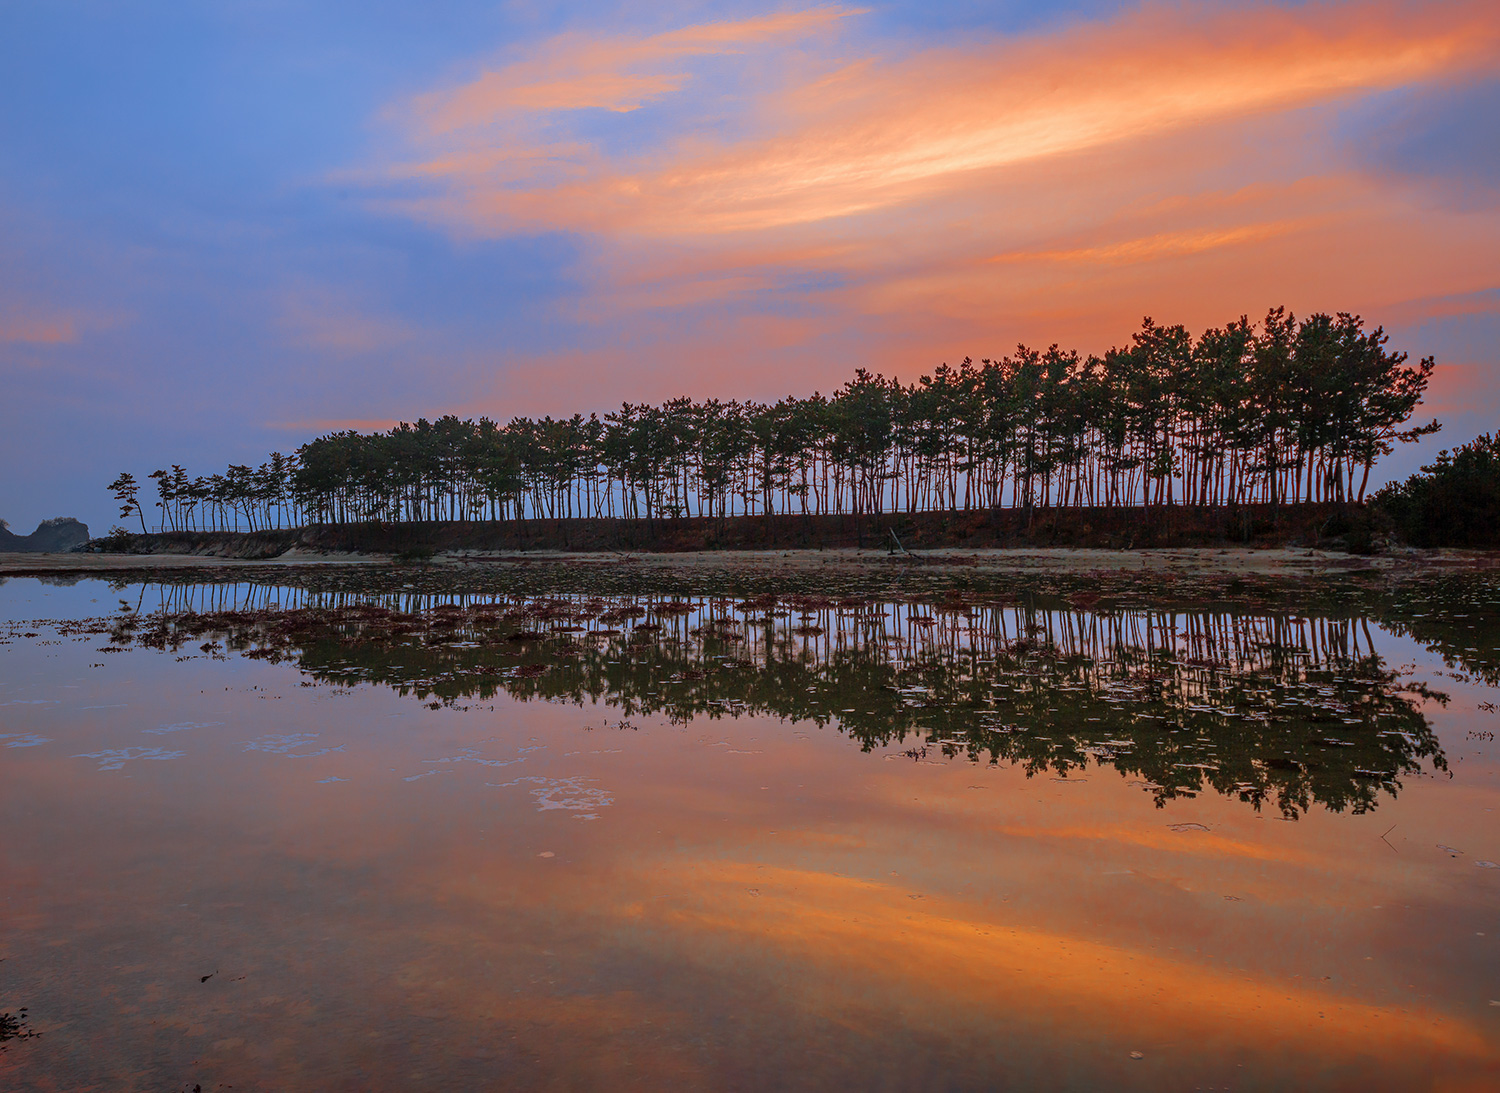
[1,574,1498,1090]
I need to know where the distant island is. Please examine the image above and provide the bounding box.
[0,517,90,553]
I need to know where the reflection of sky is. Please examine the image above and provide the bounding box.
[2,598,1499,1088]
[2,1,1498,529]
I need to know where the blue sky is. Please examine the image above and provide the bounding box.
[3,0,1497,531]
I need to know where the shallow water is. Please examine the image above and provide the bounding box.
[2,574,1498,1091]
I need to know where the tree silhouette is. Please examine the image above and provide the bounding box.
[108,472,146,532]
[109,309,1438,532]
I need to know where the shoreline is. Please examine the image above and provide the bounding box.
[4,545,1496,581]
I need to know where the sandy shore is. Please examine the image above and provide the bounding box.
[0,547,386,571]
[4,545,1491,580]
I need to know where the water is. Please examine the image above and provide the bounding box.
[2,573,1498,1090]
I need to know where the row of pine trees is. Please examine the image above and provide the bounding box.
[110,310,1439,532]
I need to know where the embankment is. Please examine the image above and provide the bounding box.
[79,503,1386,557]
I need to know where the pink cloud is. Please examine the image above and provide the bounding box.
[384,0,1499,239]
[266,418,405,433]
[0,311,78,345]
[405,5,864,132]
[274,284,417,356]
[350,1,1500,422]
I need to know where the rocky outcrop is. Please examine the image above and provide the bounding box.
[0,517,91,553]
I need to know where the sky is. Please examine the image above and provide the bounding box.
[2,0,1498,532]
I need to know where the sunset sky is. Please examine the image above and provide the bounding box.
[3,0,1498,530]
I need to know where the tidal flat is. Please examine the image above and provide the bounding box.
[2,559,1498,1090]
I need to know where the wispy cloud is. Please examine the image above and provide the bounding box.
[266,417,404,433]
[344,1,1500,429]
[274,284,416,356]
[0,310,78,345]
[380,1,1500,238]
[407,5,864,132]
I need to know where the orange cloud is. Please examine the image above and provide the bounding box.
[988,219,1315,267]
[0,311,78,344]
[1380,288,1500,326]
[1422,364,1500,417]
[385,0,1500,238]
[355,1,1500,427]
[409,6,864,132]
[458,311,836,417]
[852,175,1500,351]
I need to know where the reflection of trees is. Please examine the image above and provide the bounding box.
[0,1007,39,1051]
[113,592,1448,819]
[1377,573,1500,687]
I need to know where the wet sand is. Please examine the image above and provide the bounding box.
[0,548,387,571]
[4,544,1495,581]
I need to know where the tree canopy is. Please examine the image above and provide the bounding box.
[116,310,1438,531]
[1373,433,1500,548]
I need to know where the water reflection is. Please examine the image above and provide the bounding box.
[64,589,1448,819]
[0,1010,39,1052]
[5,574,1499,1091]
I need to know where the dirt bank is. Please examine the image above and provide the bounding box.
[6,544,1495,583]
[0,548,383,573]
[72,503,1391,559]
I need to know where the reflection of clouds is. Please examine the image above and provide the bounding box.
[243,733,345,759]
[0,733,50,748]
[73,746,186,772]
[910,810,1325,868]
[138,591,1449,818]
[636,860,1492,1064]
